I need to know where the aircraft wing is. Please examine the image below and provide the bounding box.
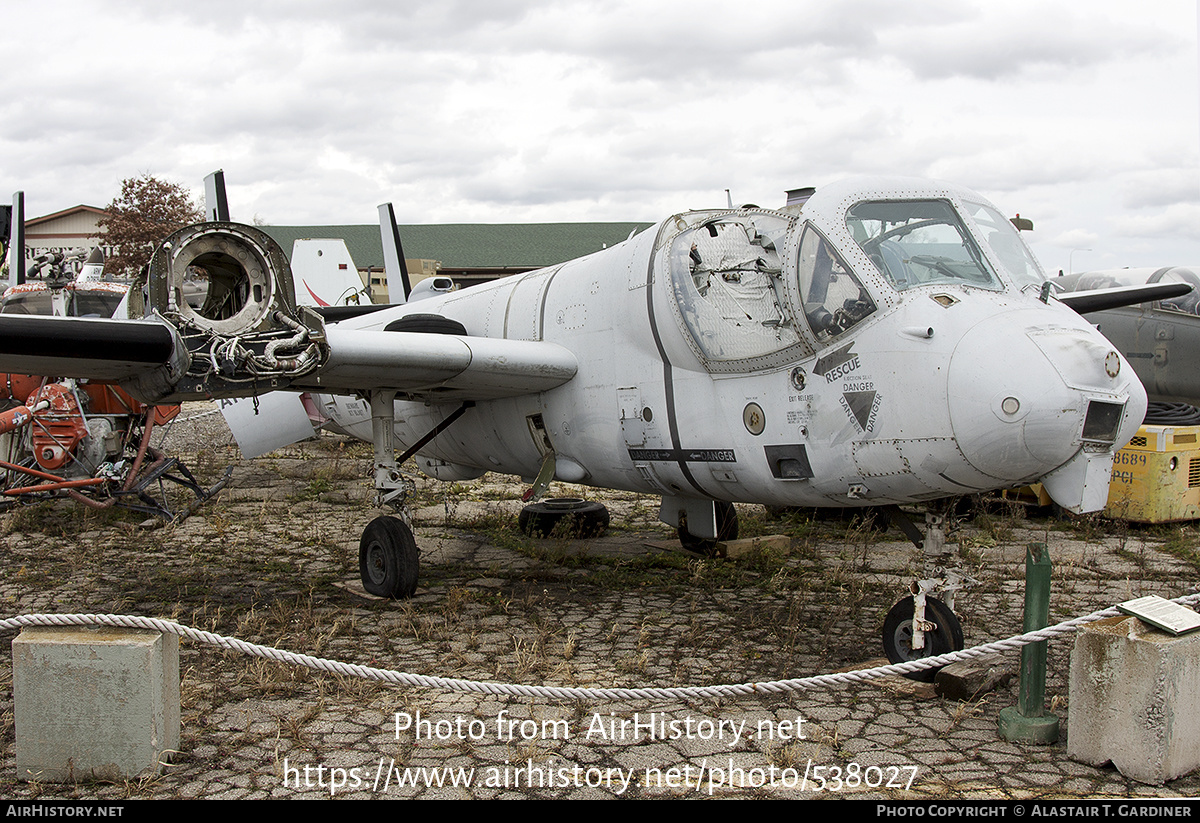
[0,220,580,406]
[0,314,187,383]
[297,326,577,400]
[0,313,577,404]
[1056,281,1194,314]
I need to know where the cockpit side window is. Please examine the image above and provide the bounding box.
[797,224,876,343]
[0,293,53,315]
[669,215,801,363]
[847,200,1001,292]
[1147,268,1200,317]
[0,290,123,317]
[964,200,1046,289]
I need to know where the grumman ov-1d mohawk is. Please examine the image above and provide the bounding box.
[0,176,1187,673]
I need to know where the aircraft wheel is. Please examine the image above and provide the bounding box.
[518,498,609,538]
[383,314,467,335]
[881,596,964,682]
[678,501,738,556]
[359,515,419,598]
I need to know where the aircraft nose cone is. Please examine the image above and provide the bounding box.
[947,311,1144,483]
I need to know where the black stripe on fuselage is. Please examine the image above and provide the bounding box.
[642,227,714,498]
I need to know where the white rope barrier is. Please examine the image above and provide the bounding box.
[6,594,1197,702]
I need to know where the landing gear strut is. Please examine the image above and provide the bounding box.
[356,392,472,599]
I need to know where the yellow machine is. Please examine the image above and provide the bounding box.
[1105,424,1200,523]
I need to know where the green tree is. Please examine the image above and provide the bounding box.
[94,174,203,275]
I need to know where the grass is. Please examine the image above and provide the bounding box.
[1148,523,1200,573]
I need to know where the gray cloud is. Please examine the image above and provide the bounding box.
[0,0,1195,268]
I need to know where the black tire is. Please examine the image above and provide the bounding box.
[881,596,964,682]
[384,314,467,335]
[517,498,609,538]
[678,501,739,556]
[359,516,419,598]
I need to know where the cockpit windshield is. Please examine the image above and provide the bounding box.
[0,289,124,318]
[963,200,1047,289]
[846,200,1001,292]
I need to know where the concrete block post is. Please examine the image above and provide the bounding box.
[1068,615,1200,785]
[13,625,180,783]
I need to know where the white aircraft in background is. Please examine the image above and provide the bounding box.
[0,175,1183,672]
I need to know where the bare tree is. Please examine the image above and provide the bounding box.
[94,174,203,276]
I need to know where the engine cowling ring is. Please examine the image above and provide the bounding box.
[146,222,297,337]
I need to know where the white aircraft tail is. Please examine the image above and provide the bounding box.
[378,202,411,303]
[75,247,105,283]
[204,170,230,222]
[291,238,370,308]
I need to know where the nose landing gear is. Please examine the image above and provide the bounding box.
[881,593,964,682]
[881,507,967,681]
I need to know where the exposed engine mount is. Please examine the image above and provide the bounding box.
[130,222,329,402]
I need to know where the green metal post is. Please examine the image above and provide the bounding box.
[998,542,1060,743]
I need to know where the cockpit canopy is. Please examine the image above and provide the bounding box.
[664,178,1048,373]
[668,212,804,367]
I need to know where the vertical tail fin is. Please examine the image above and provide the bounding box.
[7,191,23,287]
[204,170,230,222]
[378,202,411,303]
[291,238,368,307]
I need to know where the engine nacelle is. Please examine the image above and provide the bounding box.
[124,222,328,403]
[143,222,298,336]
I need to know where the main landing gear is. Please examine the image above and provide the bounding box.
[360,515,419,598]
[355,391,476,599]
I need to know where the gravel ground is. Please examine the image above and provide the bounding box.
[1,402,1198,799]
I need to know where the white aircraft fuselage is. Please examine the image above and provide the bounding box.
[317,177,1144,516]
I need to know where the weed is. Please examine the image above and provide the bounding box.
[1155,525,1200,572]
[947,697,989,732]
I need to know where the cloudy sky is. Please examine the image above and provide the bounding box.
[1,1,1197,274]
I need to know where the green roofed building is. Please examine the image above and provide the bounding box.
[262,221,654,297]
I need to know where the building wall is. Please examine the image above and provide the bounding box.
[365,259,440,302]
[24,208,111,267]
